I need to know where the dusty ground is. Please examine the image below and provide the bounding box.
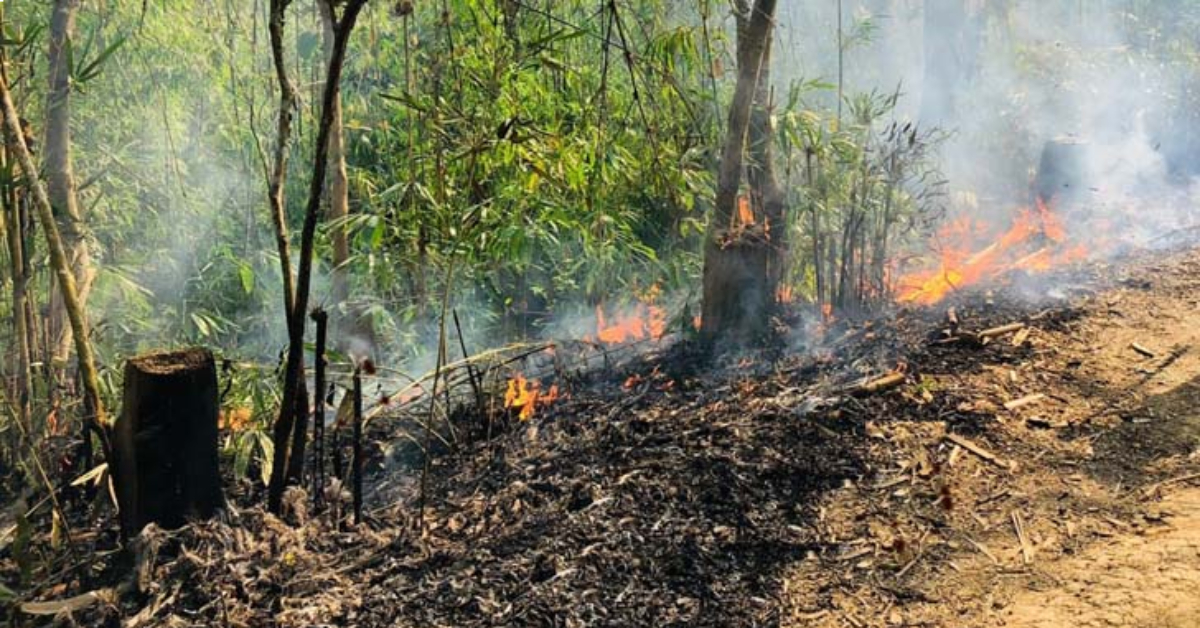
[1003,488,1200,628]
[783,247,1200,627]
[4,246,1199,627]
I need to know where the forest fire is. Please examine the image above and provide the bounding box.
[590,285,669,346]
[593,303,667,344]
[896,199,1092,305]
[503,373,560,420]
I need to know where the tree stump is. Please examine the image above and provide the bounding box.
[113,348,223,537]
[1035,137,1090,206]
[700,231,770,345]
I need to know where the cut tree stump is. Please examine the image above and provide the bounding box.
[113,347,223,537]
[1034,137,1090,206]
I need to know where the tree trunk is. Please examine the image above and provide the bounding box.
[700,0,777,343]
[112,348,223,537]
[319,0,375,355]
[265,0,312,490]
[268,0,367,514]
[740,3,787,304]
[0,29,30,430]
[45,0,94,368]
[320,0,351,309]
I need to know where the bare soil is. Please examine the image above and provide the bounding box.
[783,247,1200,627]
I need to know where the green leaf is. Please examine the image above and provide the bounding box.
[234,434,253,480]
[370,218,385,250]
[238,263,255,295]
[74,32,127,85]
[191,313,211,337]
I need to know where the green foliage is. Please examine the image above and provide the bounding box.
[67,28,126,88]
[348,0,716,345]
[776,81,945,311]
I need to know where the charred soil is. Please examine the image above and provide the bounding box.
[5,247,1200,628]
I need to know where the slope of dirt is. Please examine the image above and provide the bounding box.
[1003,488,1200,628]
[782,246,1200,627]
[5,246,1199,628]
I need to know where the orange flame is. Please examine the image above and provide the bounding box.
[218,406,253,432]
[896,199,1091,305]
[591,285,668,345]
[736,194,755,227]
[504,374,558,420]
[776,283,794,304]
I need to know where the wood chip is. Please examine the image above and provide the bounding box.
[1025,416,1066,429]
[1004,394,1045,411]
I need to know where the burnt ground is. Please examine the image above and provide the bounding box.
[4,245,1200,627]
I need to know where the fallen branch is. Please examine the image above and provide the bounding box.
[966,536,999,565]
[1011,510,1033,565]
[21,588,117,616]
[845,372,906,397]
[978,322,1026,340]
[933,322,1027,347]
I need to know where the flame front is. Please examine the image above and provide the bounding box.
[897,199,1091,305]
[591,285,668,345]
[594,303,667,344]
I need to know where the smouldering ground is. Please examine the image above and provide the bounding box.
[8,245,1200,628]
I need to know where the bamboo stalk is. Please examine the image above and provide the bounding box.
[0,59,108,446]
[453,309,484,424]
[311,308,328,511]
[267,0,298,325]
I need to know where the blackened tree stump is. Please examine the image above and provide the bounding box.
[1035,137,1090,206]
[113,348,223,537]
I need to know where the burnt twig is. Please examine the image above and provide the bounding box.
[352,366,363,525]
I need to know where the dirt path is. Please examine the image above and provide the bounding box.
[783,246,1200,628]
[1002,488,1200,628]
[998,249,1200,628]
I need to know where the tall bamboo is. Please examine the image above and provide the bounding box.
[45,0,94,365]
[0,67,108,439]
